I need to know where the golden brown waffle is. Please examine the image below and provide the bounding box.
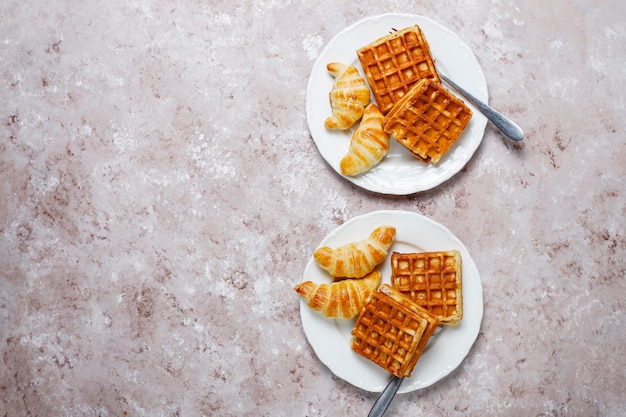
[350,284,438,378]
[357,25,439,115]
[382,78,472,163]
[390,251,463,325]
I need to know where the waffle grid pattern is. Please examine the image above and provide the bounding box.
[357,26,439,114]
[351,288,428,377]
[391,251,461,323]
[383,79,472,163]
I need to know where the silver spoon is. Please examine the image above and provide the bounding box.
[368,376,404,417]
[437,71,524,142]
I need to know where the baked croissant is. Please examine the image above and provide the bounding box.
[340,104,390,176]
[294,270,381,319]
[314,226,396,278]
[324,62,371,130]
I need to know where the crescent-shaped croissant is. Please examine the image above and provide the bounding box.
[340,104,390,176]
[324,62,371,130]
[314,226,396,278]
[294,270,381,319]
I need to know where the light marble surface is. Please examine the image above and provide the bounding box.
[1,1,625,416]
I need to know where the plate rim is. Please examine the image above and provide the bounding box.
[306,13,489,195]
[298,209,484,393]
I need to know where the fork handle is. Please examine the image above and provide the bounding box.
[368,376,404,417]
[439,73,524,142]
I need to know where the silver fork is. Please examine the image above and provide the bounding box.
[388,28,524,141]
[437,70,524,142]
[367,376,404,417]
[365,324,445,416]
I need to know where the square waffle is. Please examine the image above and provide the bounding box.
[390,251,463,325]
[357,25,439,115]
[382,78,472,163]
[351,284,438,378]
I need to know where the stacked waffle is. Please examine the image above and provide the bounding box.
[350,284,438,377]
[357,25,472,164]
[350,250,463,377]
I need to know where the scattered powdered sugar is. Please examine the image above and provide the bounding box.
[302,33,323,60]
[186,132,237,179]
[210,12,232,26]
[549,37,565,50]
[31,173,60,195]
[111,123,138,154]
[317,188,351,231]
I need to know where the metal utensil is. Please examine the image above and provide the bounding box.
[367,376,404,417]
[388,29,523,141]
[364,325,443,416]
[437,71,524,142]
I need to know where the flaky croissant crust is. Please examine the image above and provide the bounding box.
[324,62,371,130]
[294,270,381,319]
[340,103,390,176]
[313,226,396,278]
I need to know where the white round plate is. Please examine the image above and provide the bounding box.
[306,13,488,195]
[299,210,483,393]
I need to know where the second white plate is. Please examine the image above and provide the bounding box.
[299,210,483,393]
[306,13,488,195]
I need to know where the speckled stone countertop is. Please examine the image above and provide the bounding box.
[1,1,625,416]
